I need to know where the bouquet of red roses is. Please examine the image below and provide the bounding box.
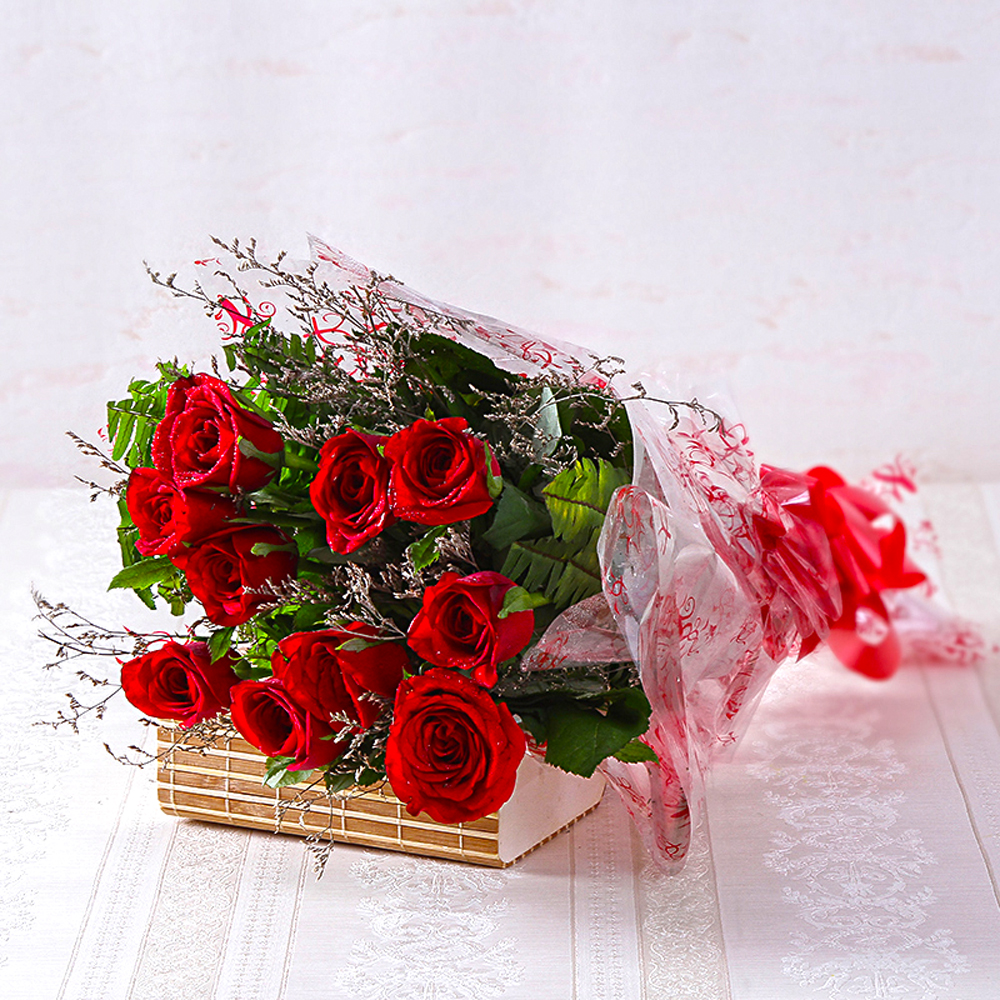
[79,236,964,869]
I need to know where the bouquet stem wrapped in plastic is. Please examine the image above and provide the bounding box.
[68,236,981,871]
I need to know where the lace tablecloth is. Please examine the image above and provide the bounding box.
[3,486,1000,1000]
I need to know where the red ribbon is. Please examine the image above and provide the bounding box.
[758,465,926,679]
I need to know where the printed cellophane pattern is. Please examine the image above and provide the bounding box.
[188,238,979,872]
[156,726,601,867]
[187,240,815,871]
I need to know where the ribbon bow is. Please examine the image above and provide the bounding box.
[760,465,926,679]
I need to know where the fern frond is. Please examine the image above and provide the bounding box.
[501,535,602,610]
[542,458,629,545]
[106,377,172,468]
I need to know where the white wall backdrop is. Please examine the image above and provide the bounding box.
[3,0,998,486]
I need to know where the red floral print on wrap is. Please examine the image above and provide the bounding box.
[384,417,498,526]
[407,571,534,688]
[120,640,238,728]
[152,373,283,493]
[385,668,526,824]
[230,677,344,771]
[309,430,394,554]
[126,467,236,557]
[270,624,408,728]
[171,525,297,627]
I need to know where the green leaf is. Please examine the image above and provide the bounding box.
[238,436,284,468]
[483,441,504,500]
[532,386,562,459]
[324,772,356,794]
[208,627,235,662]
[542,458,629,545]
[513,710,549,745]
[292,603,329,632]
[481,483,551,550]
[544,688,651,778]
[233,658,272,681]
[501,536,602,610]
[613,738,659,764]
[406,525,449,572]
[250,541,298,558]
[281,447,319,474]
[293,526,326,558]
[337,637,376,653]
[106,373,173,469]
[107,556,175,592]
[498,585,550,619]
[263,757,312,789]
[134,587,157,611]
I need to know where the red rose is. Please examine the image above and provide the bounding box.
[383,417,499,525]
[126,467,236,557]
[385,668,526,823]
[407,571,534,687]
[171,525,297,626]
[230,677,344,771]
[271,624,408,728]
[152,373,283,493]
[120,640,238,728]
[309,430,394,554]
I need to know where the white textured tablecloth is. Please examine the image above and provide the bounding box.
[3,486,1000,999]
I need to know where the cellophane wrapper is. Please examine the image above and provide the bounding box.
[186,237,982,871]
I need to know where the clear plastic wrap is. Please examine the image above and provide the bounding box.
[183,237,981,870]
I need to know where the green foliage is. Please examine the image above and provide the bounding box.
[542,458,629,546]
[231,657,272,681]
[613,739,659,764]
[107,556,175,592]
[106,369,177,468]
[237,437,284,468]
[483,442,504,499]
[263,756,312,788]
[324,772,357,795]
[500,457,627,611]
[406,525,449,572]
[89,248,656,797]
[501,536,602,610]
[497,586,550,619]
[543,688,651,778]
[481,483,551,550]
[208,627,235,662]
[250,541,298,558]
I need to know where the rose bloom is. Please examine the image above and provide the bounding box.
[309,430,394,554]
[385,668,526,824]
[271,624,408,728]
[230,677,344,771]
[407,571,534,687]
[171,525,297,627]
[383,417,499,526]
[120,640,238,728]
[152,373,283,493]
[126,467,236,557]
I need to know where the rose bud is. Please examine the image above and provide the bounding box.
[385,668,526,824]
[309,430,394,554]
[126,467,236,557]
[152,373,283,493]
[229,677,344,771]
[171,525,297,627]
[407,571,534,687]
[271,624,409,728]
[383,417,499,526]
[120,640,238,728]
